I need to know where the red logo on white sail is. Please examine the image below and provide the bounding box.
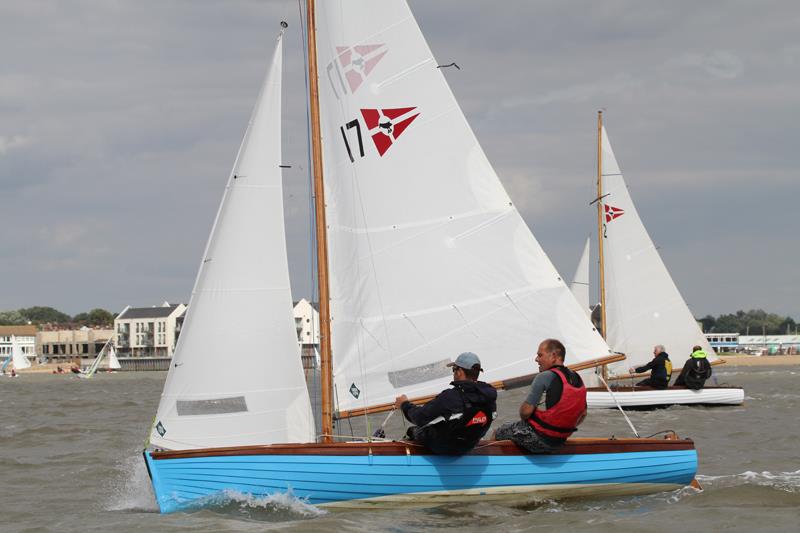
[361,107,420,156]
[604,204,625,223]
[334,44,388,93]
[465,411,488,427]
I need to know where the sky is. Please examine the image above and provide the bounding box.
[0,0,797,318]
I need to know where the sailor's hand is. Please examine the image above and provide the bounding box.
[394,394,408,409]
[629,367,635,374]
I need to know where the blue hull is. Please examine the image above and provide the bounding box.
[144,440,697,513]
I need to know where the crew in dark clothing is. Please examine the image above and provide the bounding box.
[674,345,713,389]
[493,338,587,453]
[395,352,497,455]
[629,345,672,389]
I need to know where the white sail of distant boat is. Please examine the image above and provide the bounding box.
[599,125,717,374]
[149,32,315,451]
[11,335,31,370]
[569,237,591,317]
[315,1,610,415]
[107,345,121,370]
[78,341,120,378]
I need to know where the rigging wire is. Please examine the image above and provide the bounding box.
[297,0,322,441]
[596,371,640,438]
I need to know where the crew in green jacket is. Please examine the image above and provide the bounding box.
[674,345,713,389]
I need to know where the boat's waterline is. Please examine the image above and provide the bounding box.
[319,482,688,509]
[144,440,697,513]
[587,386,745,409]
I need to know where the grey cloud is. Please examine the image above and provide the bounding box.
[0,0,796,319]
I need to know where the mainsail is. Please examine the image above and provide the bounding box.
[315,0,609,415]
[107,345,121,370]
[149,34,314,450]
[11,335,31,370]
[600,126,717,374]
[569,237,591,317]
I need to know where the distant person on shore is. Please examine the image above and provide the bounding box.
[493,339,587,453]
[629,345,672,389]
[394,352,497,455]
[674,345,713,389]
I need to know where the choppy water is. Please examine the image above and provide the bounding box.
[1,367,798,532]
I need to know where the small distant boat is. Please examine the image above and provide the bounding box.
[77,342,120,379]
[143,1,699,513]
[588,112,743,408]
[7,335,31,374]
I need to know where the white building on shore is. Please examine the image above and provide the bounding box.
[115,302,186,357]
[38,327,113,365]
[293,299,320,369]
[737,335,800,355]
[0,325,37,365]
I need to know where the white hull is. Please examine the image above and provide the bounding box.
[587,387,744,409]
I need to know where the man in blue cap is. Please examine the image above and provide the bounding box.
[394,352,497,454]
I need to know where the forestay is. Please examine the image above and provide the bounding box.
[315,0,609,414]
[569,237,591,317]
[149,35,314,450]
[600,126,717,374]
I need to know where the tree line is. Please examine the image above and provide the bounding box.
[1,305,796,335]
[698,309,798,336]
[0,306,115,327]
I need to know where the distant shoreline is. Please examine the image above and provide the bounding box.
[719,354,800,367]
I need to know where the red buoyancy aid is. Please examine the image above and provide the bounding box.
[528,366,587,440]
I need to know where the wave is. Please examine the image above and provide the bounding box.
[697,469,800,493]
[104,454,324,521]
[105,455,159,513]
[190,489,326,521]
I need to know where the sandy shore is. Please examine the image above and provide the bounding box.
[16,363,79,374]
[719,354,800,367]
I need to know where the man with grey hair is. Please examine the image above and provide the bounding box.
[628,345,672,389]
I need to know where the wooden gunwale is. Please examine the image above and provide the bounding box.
[336,353,626,419]
[150,437,694,460]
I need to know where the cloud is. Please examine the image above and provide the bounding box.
[37,223,88,248]
[669,50,745,79]
[500,74,644,110]
[0,134,33,155]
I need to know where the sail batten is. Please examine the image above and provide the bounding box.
[600,126,717,375]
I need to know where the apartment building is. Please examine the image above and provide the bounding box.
[115,302,186,357]
[293,299,320,369]
[38,327,114,364]
[0,325,37,365]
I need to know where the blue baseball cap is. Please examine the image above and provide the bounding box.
[447,352,483,371]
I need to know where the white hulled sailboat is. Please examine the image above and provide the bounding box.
[588,112,743,408]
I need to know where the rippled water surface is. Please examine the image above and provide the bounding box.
[1,367,798,532]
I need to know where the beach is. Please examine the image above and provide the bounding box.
[719,354,800,367]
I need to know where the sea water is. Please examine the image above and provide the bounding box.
[1,367,798,532]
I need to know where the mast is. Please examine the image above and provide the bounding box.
[596,110,607,341]
[596,111,609,382]
[306,0,334,443]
